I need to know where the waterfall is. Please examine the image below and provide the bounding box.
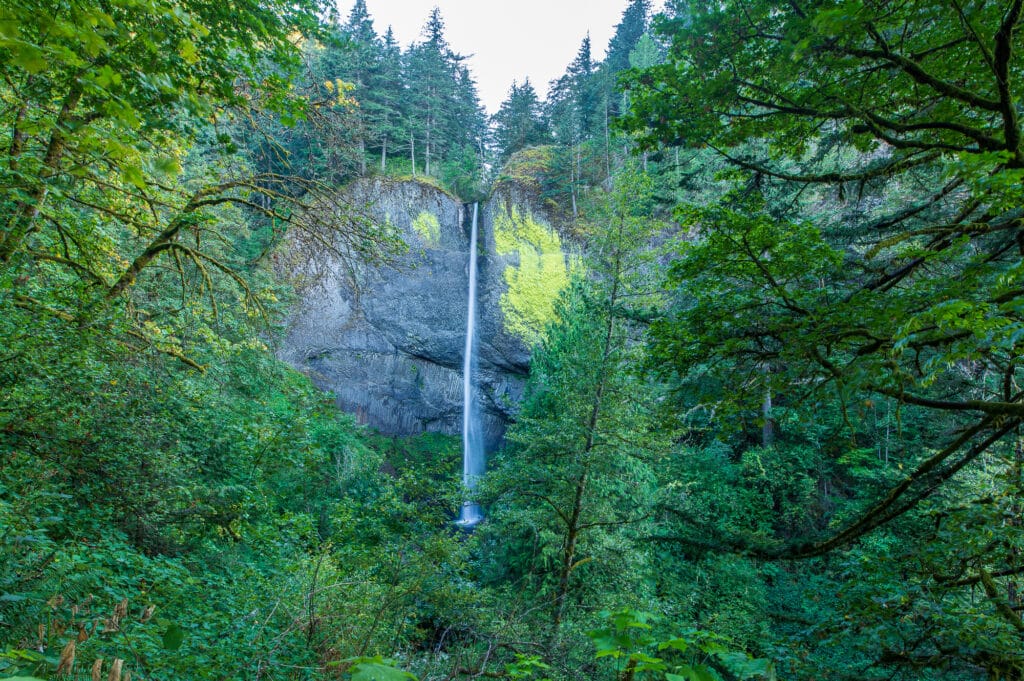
[456,203,484,527]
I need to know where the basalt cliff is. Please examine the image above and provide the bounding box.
[278,175,574,450]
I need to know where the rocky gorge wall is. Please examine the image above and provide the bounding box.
[277,177,574,450]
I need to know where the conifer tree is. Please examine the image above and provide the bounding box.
[602,0,652,126]
[492,79,550,162]
[546,35,606,214]
[549,34,601,142]
[341,0,382,174]
[406,8,448,175]
[604,0,651,74]
[484,171,665,639]
[404,8,485,180]
[373,27,407,172]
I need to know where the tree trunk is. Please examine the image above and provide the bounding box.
[551,225,624,633]
[762,383,775,447]
[8,102,28,172]
[553,468,589,630]
[570,145,578,218]
[604,102,612,179]
[1,83,83,263]
[425,122,432,176]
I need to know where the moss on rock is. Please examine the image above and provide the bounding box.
[493,205,575,346]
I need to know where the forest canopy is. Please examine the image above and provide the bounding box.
[2,0,1024,680]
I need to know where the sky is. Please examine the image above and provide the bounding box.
[357,0,664,114]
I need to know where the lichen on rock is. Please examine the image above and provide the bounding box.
[493,205,574,346]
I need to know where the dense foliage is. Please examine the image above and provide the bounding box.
[260,0,489,198]
[616,0,1024,678]
[4,0,1024,680]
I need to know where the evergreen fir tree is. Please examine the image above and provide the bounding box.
[344,0,377,44]
[373,27,407,172]
[404,8,485,180]
[493,79,550,162]
[340,0,383,174]
[602,0,652,121]
[483,170,665,637]
[604,0,651,74]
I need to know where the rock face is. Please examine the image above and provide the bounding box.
[278,178,574,450]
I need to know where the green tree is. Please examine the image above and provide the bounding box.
[405,8,451,177]
[623,0,1024,555]
[548,35,601,146]
[619,1,1024,677]
[546,35,611,215]
[604,0,652,75]
[373,27,408,172]
[341,0,384,176]
[0,0,402,358]
[399,9,486,189]
[493,79,550,163]
[0,0,317,263]
[601,0,653,129]
[484,171,665,646]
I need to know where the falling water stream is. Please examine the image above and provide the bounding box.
[456,203,484,527]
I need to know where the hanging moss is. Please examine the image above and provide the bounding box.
[412,211,441,246]
[494,205,576,345]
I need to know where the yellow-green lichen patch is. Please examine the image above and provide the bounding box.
[494,205,575,346]
[412,211,441,246]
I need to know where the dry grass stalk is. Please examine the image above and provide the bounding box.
[102,614,120,633]
[55,640,76,676]
[77,624,89,643]
[102,602,125,634]
[91,658,103,681]
[108,657,124,681]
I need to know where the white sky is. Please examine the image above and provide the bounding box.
[357,0,664,113]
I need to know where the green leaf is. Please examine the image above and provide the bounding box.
[717,653,774,679]
[178,38,198,64]
[699,640,729,655]
[153,155,182,178]
[93,65,122,88]
[122,164,146,190]
[595,648,626,659]
[345,656,416,681]
[0,14,20,40]
[659,637,689,653]
[162,624,185,650]
[8,42,47,73]
[667,665,719,681]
